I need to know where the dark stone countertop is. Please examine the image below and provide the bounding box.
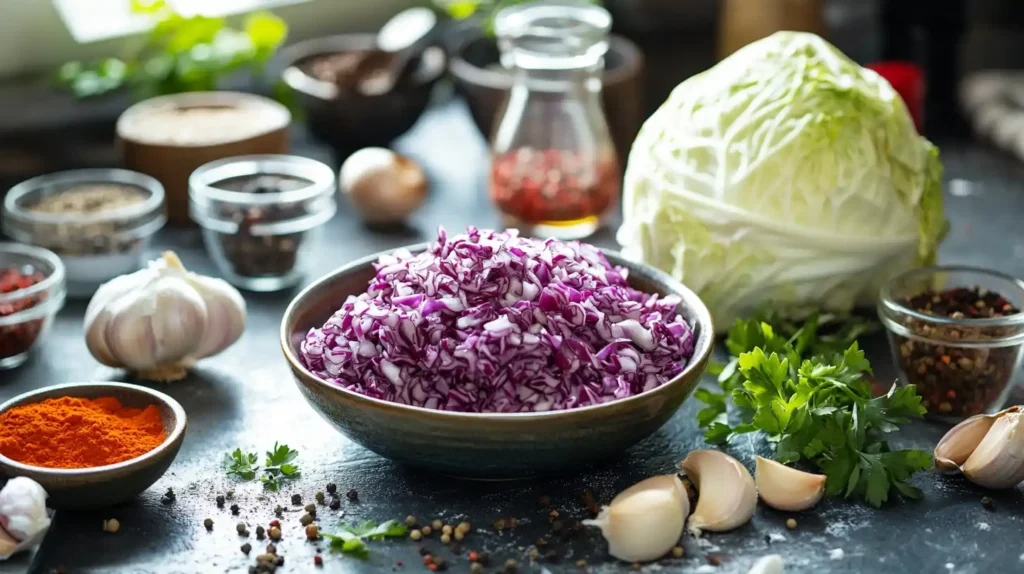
[3,100,1024,574]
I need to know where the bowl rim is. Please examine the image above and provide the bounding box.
[280,243,715,421]
[0,382,187,475]
[277,33,448,101]
[878,265,1024,329]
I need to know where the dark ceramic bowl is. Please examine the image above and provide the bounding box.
[278,34,447,156]
[281,246,714,478]
[0,382,186,509]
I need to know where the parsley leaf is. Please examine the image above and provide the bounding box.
[322,520,407,559]
[699,312,930,507]
[224,448,257,481]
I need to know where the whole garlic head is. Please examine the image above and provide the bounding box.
[85,252,246,380]
[0,477,49,543]
[340,147,427,224]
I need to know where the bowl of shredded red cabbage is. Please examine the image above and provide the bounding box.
[299,227,696,413]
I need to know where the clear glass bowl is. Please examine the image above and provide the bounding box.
[189,155,337,292]
[0,243,66,369]
[2,169,166,297]
[878,266,1024,423]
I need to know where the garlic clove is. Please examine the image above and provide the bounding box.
[961,410,1024,489]
[748,554,784,574]
[934,406,1022,471]
[681,450,758,535]
[583,474,689,562]
[754,456,826,512]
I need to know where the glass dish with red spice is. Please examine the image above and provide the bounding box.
[0,243,66,369]
[878,266,1024,422]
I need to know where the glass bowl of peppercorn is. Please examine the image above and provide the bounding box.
[189,155,337,292]
[878,266,1024,423]
[0,243,66,369]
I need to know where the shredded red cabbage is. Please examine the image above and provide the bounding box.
[300,227,695,413]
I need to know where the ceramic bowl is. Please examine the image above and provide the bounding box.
[0,382,187,509]
[281,246,714,478]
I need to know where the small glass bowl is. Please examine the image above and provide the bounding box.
[2,169,166,297]
[878,266,1024,423]
[0,243,66,369]
[189,155,337,292]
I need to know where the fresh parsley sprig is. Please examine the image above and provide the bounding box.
[321,520,408,559]
[696,313,930,507]
[223,443,300,491]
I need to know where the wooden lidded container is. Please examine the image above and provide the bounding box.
[718,0,825,60]
[117,92,291,225]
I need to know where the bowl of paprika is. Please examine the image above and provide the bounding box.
[0,382,186,509]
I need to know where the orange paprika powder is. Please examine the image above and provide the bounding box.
[0,396,166,469]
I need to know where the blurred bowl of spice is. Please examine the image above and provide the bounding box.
[878,266,1024,422]
[3,169,166,297]
[278,34,446,156]
[117,91,291,226]
[189,154,337,292]
[0,382,186,509]
[0,243,65,370]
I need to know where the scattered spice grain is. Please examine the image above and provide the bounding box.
[346,488,358,502]
[786,518,797,530]
[410,529,422,541]
[421,526,432,536]
[256,525,265,539]
[241,543,252,555]
[471,563,484,573]
[504,558,519,573]
[236,522,248,534]
[274,505,283,517]
[576,559,587,568]
[440,533,451,544]
[406,515,417,526]
[103,518,120,533]
[314,555,323,567]
[672,546,685,558]
[300,514,313,526]
[454,531,464,542]
[981,496,995,511]
[441,525,453,535]
[306,524,319,540]
[315,492,325,504]
[266,544,277,554]
[216,495,225,508]
[538,495,551,507]
[291,494,302,505]
[269,527,281,540]
[231,504,240,515]
[226,490,234,499]
[204,518,214,531]
[329,498,341,510]
[326,483,337,494]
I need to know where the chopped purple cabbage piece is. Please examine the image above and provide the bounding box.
[300,227,695,412]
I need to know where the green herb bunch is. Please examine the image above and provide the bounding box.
[224,442,300,491]
[56,0,287,99]
[697,312,932,507]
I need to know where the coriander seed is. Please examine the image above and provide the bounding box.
[432,519,443,530]
[454,531,464,542]
[410,529,422,541]
[269,527,282,540]
[300,514,314,526]
[672,546,684,558]
[441,533,451,544]
[456,521,471,534]
[576,559,587,568]
[204,518,214,530]
[103,518,120,533]
[315,492,325,504]
[786,518,797,529]
[406,515,417,526]
[471,563,484,573]
[421,526,433,536]
[441,525,453,535]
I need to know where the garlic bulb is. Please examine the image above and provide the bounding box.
[85,252,246,381]
[755,456,826,512]
[340,147,427,224]
[583,474,689,563]
[681,450,758,535]
[0,477,50,558]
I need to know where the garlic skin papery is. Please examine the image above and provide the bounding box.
[84,251,246,381]
[961,408,1024,489]
[755,456,826,512]
[583,474,689,563]
[934,406,1021,472]
[0,477,51,558]
[681,450,758,535]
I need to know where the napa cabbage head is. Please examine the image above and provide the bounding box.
[617,31,946,330]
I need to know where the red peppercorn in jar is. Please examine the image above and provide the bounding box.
[0,266,48,366]
[489,1,619,239]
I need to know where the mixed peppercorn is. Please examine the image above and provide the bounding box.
[893,286,1022,419]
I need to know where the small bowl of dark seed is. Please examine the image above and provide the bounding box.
[878,266,1024,422]
[189,155,337,292]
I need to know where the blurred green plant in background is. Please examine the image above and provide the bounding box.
[434,0,600,36]
[55,0,287,99]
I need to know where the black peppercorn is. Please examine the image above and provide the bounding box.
[256,525,266,539]
[274,505,283,517]
[216,495,225,508]
[292,494,302,505]
[329,498,341,510]
[345,488,358,502]
[204,518,214,531]
[300,514,314,526]
[230,504,240,515]
[241,543,252,555]
[326,483,337,495]
[982,496,995,510]
[305,503,316,514]
[315,492,325,504]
